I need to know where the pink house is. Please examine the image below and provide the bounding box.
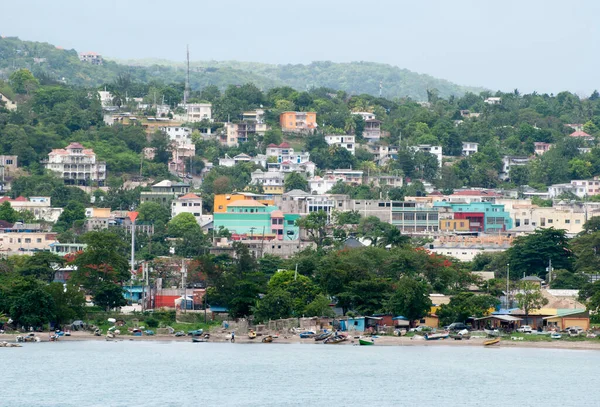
[270,210,284,240]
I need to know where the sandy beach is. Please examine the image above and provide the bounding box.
[3,331,600,351]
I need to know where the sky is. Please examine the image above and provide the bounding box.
[1,0,599,95]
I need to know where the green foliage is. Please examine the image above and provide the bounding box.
[295,211,331,251]
[437,292,500,326]
[284,172,308,192]
[515,282,549,325]
[506,228,572,278]
[9,68,39,94]
[0,201,18,223]
[386,277,432,326]
[167,212,201,238]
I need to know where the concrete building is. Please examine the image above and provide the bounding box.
[213,193,275,213]
[213,200,300,240]
[363,175,404,189]
[328,169,364,185]
[280,111,317,133]
[428,235,512,262]
[266,142,310,164]
[222,121,268,147]
[175,103,212,123]
[171,193,204,223]
[391,202,440,234]
[569,130,594,142]
[367,144,399,166]
[0,222,57,256]
[0,93,17,111]
[42,142,106,186]
[501,156,530,181]
[352,112,381,141]
[0,196,63,222]
[324,135,355,155]
[308,175,343,195]
[159,126,193,147]
[434,201,513,233]
[462,142,479,156]
[140,180,191,206]
[0,155,18,184]
[219,153,267,168]
[534,142,553,155]
[484,97,502,105]
[79,52,103,65]
[250,170,285,195]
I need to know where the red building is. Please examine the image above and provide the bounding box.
[454,212,485,232]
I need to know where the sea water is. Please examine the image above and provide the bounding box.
[2,341,597,406]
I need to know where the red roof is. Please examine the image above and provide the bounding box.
[267,143,278,148]
[66,142,85,149]
[278,142,290,148]
[13,196,28,201]
[570,131,592,138]
[179,193,201,200]
[429,191,443,196]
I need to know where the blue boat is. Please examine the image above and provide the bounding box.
[424,332,449,340]
[299,331,316,338]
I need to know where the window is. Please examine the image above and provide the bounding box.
[272,229,277,234]
[576,219,581,224]
[37,238,42,243]
[182,203,188,207]
[565,219,570,224]
[272,219,277,225]
[25,238,31,243]
[548,219,553,224]
[524,219,529,225]
[193,213,200,216]
[460,222,465,227]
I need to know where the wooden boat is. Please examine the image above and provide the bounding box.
[299,331,316,339]
[358,338,374,346]
[314,332,333,341]
[324,335,347,344]
[192,337,207,343]
[262,335,273,343]
[248,330,257,339]
[551,333,562,339]
[484,338,501,346]
[424,332,449,341]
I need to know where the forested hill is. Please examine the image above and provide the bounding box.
[0,36,484,100]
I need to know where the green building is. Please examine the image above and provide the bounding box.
[213,200,300,240]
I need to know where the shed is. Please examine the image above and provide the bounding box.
[392,316,410,328]
[474,315,523,330]
[341,316,382,332]
[542,309,589,330]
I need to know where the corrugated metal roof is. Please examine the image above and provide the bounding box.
[476,315,523,322]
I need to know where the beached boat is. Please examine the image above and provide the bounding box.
[314,332,333,341]
[424,332,449,341]
[484,338,500,346]
[358,338,374,346]
[551,333,562,339]
[324,335,347,344]
[16,333,41,343]
[299,331,316,339]
[449,333,470,340]
[262,335,273,343]
[192,337,207,343]
[484,329,500,337]
[248,330,257,339]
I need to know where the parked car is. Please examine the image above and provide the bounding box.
[444,323,469,331]
[174,331,185,337]
[517,325,533,333]
[564,326,584,333]
[409,326,432,332]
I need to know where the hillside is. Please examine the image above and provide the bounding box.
[0,36,484,100]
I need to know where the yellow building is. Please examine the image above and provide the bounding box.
[213,193,275,213]
[439,219,471,232]
[279,111,317,132]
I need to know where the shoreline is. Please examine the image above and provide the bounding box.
[3,332,600,351]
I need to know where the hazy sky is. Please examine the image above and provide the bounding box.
[2,0,599,94]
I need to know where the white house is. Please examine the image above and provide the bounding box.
[219,154,268,168]
[324,135,355,155]
[159,126,193,147]
[501,156,530,180]
[250,169,285,194]
[266,142,310,164]
[0,93,17,111]
[462,142,478,156]
[43,142,106,186]
[308,175,343,195]
[175,103,212,123]
[171,193,211,226]
[484,97,502,105]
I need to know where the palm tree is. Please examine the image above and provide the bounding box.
[379,226,410,249]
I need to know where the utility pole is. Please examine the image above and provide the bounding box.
[181,258,187,314]
[506,263,510,309]
[548,258,553,283]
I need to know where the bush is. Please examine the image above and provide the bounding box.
[145,318,159,328]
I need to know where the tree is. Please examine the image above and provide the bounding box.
[437,292,500,327]
[506,228,572,278]
[93,281,127,311]
[167,213,201,238]
[267,270,321,316]
[9,69,39,94]
[548,269,589,289]
[17,251,64,283]
[71,231,130,295]
[252,288,293,322]
[346,278,392,315]
[295,211,331,251]
[284,172,308,192]
[515,282,549,326]
[304,294,335,317]
[137,202,171,226]
[45,283,85,325]
[386,277,431,327]
[150,130,172,164]
[0,201,17,223]
[54,200,86,232]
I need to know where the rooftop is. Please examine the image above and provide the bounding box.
[226,200,267,208]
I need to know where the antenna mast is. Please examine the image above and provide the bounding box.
[184,45,190,105]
